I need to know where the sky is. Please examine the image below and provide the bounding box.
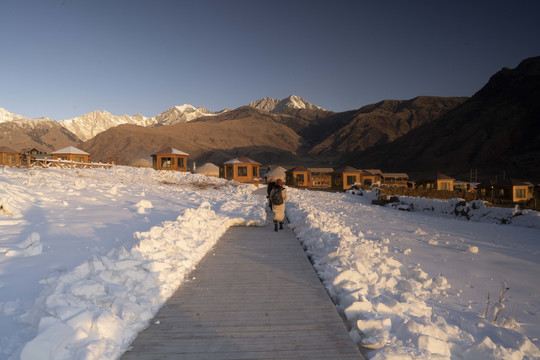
[1,0,539,120]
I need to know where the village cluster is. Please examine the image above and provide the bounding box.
[1,145,538,208]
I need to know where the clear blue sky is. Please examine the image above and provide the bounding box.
[1,0,539,120]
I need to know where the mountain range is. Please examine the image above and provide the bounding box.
[1,57,539,182]
[347,56,540,182]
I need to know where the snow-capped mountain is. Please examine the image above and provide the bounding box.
[0,107,25,123]
[59,110,154,141]
[1,95,323,142]
[249,95,325,113]
[152,105,216,127]
[59,106,219,141]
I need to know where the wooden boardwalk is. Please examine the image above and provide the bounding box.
[121,219,363,360]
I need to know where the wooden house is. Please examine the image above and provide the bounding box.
[416,173,455,191]
[194,162,219,177]
[219,156,261,184]
[51,146,90,163]
[381,173,409,187]
[360,170,382,186]
[0,146,19,166]
[307,168,333,188]
[480,179,534,203]
[151,147,189,171]
[285,166,310,187]
[331,166,362,191]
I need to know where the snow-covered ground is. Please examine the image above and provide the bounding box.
[0,166,539,359]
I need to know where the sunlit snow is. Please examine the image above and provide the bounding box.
[0,166,539,360]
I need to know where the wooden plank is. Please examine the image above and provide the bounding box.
[121,221,363,360]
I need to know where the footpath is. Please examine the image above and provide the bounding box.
[121,213,364,359]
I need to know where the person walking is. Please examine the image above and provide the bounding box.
[266,177,276,210]
[269,178,287,231]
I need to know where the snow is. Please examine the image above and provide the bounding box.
[0,107,25,123]
[1,167,539,360]
[51,146,90,155]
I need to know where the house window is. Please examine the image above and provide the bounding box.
[177,157,184,168]
[238,166,248,177]
[161,157,173,168]
[7,154,15,163]
[335,175,342,185]
[296,174,305,185]
[74,156,85,163]
[253,166,258,177]
[346,175,356,185]
[226,166,233,178]
[516,189,525,198]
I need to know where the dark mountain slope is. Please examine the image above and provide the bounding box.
[309,96,467,157]
[350,56,540,181]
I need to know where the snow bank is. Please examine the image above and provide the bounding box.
[286,188,540,359]
[0,166,266,360]
[20,203,231,360]
[353,189,540,229]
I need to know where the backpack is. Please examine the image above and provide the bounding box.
[271,187,284,205]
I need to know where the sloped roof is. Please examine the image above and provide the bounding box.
[307,168,334,173]
[152,146,189,156]
[51,146,89,155]
[332,165,361,174]
[0,146,18,153]
[493,178,531,187]
[194,163,219,173]
[364,169,383,175]
[420,173,455,181]
[382,172,409,178]
[223,156,261,165]
[286,166,309,173]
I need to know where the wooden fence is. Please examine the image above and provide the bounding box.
[27,159,113,169]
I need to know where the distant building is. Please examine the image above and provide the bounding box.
[307,167,333,188]
[52,146,90,163]
[331,165,362,191]
[359,169,381,186]
[381,172,409,187]
[151,147,189,171]
[285,166,310,187]
[0,146,19,166]
[478,179,534,203]
[416,173,455,191]
[220,156,261,184]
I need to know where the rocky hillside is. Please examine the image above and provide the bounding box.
[249,95,325,113]
[79,96,466,169]
[80,107,305,166]
[309,96,468,157]
[349,56,540,182]
[0,118,80,152]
